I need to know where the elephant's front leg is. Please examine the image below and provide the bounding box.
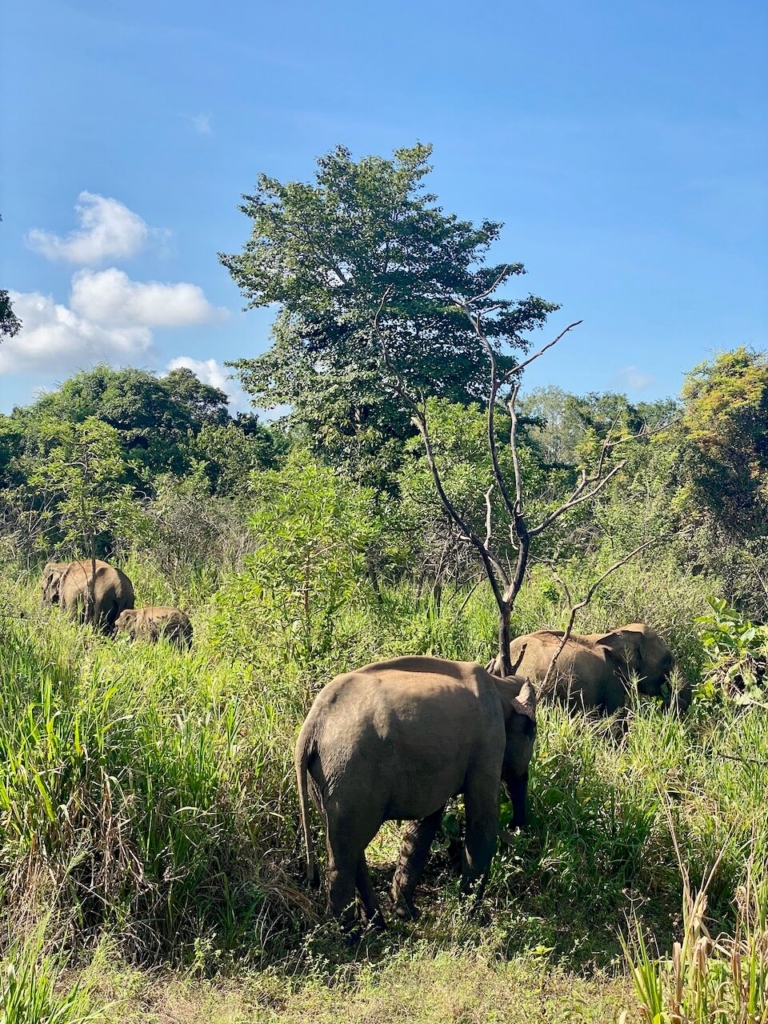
[391,806,445,920]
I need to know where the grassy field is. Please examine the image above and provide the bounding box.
[2,562,767,1022]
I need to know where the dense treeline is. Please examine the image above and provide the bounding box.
[2,346,767,619]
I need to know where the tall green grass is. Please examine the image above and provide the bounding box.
[1,560,766,981]
[0,925,94,1024]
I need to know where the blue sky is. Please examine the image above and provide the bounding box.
[2,0,766,413]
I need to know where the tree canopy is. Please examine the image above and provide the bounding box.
[221,143,558,486]
[681,347,768,538]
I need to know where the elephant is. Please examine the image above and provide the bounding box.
[114,606,193,649]
[489,622,690,714]
[41,560,135,633]
[295,655,537,928]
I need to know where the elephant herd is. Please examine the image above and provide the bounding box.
[296,623,688,930]
[40,559,192,648]
[39,556,688,931]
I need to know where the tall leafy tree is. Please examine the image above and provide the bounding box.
[11,365,232,487]
[680,347,768,539]
[221,143,558,487]
[29,418,141,615]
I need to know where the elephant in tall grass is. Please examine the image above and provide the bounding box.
[115,606,193,648]
[490,622,690,714]
[295,656,537,928]
[41,560,135,633]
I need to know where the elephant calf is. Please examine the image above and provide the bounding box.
[295,655,537,928]
[495,622,690,714]
[114,607,193,649]
[41,559,135,633]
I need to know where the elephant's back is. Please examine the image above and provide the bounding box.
[511,632,608,685]
[307,663,498,767]
[305,663,499,820]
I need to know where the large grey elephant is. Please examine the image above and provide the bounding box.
[490,622,689,714]
[114,606,193,649]
[295,656,537,928]
[41,560,135,633]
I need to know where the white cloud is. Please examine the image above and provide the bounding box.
[166,357,249,412]
[190,113,213,135]
[26,192,156,265]
[70,268,224,326]
[614,365,657,392]
[2,267,225,378]
[0,290,152,375]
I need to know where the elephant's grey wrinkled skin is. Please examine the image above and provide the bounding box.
[295,656,537,928]
[115,606,193,649]
[493,622,690,714]
[42,560,135,633]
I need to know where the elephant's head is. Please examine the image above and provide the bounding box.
[114,608,139,636]
[41,562,67,605]
[594,623,675,698]
[498,678,537,782]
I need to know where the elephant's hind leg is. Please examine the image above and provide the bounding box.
[391,806,445,920]
[460,775,500,904]
[325,808,379,931]
[356,857,385,930]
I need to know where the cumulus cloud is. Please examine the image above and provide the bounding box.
[166,356,249,411]
[614,365,656,392]
[1,269,224,378]
[26,192,156,264]
[0,290,152,375]
[70,268,224,326]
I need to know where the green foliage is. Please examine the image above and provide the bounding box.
[0,926,93,1024]
[210,451,382,668]
[193,418,281,495]
[0,291,21,341]
[0,365,279,500]
[28,417,145,563]
[17,364,230,487]
[0,217,21,341]
[396,397,571,580]
[681,347,768,537]
[623,869,768,1024]
[222,143,557,485]
[0,608,302,960]
[696,598,768,701]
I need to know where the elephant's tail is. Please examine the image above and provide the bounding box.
[295,728,318,887]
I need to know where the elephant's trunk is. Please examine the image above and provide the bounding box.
[665,676,693,714]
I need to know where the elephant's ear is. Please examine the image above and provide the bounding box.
[510,681,537,722]
[595,630,642,672]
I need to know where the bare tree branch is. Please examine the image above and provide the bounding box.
[483,485,494,549]
[373,286,511,607]
[502,321,583,381]
[529,460,627,538]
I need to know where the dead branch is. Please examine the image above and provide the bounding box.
[374,288,511,610]
[483,485,494,549]
[502,321,583,381]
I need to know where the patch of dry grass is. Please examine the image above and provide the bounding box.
[85,950,636,1024]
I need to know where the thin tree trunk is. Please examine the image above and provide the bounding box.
[498,601,513,676]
